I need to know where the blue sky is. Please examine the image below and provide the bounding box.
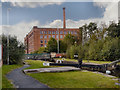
[1,1,118,42]
[2,2,105,25]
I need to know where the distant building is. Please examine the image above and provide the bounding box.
[24,7,80,54]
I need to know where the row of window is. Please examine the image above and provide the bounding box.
[40,40,47,44]
[40,44,47,47]
[40,31,77,34]
[40,35,64,39]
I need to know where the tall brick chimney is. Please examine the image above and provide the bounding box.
[63,7,66,29]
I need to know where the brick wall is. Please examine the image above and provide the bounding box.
[24,27,79,54]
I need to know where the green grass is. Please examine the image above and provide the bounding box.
[2,65,22,88]
[25,60,62,70]
[55,58,112,64]
[83,60,112,64]
[25,60,119,88]
[0,67,2,89]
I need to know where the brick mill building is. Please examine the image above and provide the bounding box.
[24,7,80,54]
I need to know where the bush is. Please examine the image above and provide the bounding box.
[2,35,25,64]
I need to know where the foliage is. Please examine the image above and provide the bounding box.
[59,40,67,53]
[31,47,47,54]
[2,65,22,88]
[63,34,75,47]
[107,21,120,38]
[66,45,79,59]
[2,34,25,64]
[101,37,120,61]
[46,37,57,53]
[75,27,82,45]
[66,22,120,61]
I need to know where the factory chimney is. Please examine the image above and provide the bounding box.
[63,7,66,29]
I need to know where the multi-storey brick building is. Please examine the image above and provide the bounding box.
[24,7,80,54]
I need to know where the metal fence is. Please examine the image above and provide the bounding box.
[24,53,51,60]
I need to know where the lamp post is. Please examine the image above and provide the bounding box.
[57,28,59,54]
[7,8,11,65]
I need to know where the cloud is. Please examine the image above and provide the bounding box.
[1,0,65,8]
[2,21,40,42]
[93,0,119,23]
[1,0,119,43]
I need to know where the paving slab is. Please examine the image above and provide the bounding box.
[23,66,81,73]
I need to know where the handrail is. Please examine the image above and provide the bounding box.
[108,59,120,65]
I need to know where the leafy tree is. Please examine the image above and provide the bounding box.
[82,24,88,44]
[87,22,97,38]
[47,37,57,53]
[31,47,47,54]
[66,45,78,59]
[101,37,120,61]
[59,40,67,53]
[63,34,75,47]
[75,27,82,45]
[2,34,25,64]
[107,22,118,38]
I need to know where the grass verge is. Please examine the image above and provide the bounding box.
[25,60,119,88]
[55,58,112,64]
[25,60,62,70]
[2,65,22,88]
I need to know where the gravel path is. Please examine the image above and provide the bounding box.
[6,65,50,88]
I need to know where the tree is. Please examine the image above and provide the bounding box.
[47,37,57,53]
[66,45,78,59]
[87,22,97,38]
[31,47,47,54]
[82,24,88,44]
[106,21,120,38]
[59,40,67,53]
[75,27,82,45]
[63,34,75,47]
[2,34,25,64]
[101,37,120,61]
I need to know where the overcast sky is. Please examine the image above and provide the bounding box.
[0,0,119,42]
[2,2,104,25]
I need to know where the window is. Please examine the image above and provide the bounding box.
[40,31,43,34]
[64,31,66,34]
[60,31,63,34]
[48,31,51,34]
[52,31,54,34]
[41,40,43,43]
[45,45,47,47]
[45,40,47,44]
[71,31,73,34]
[40,35,43,39]
[49,35,51,38]
[29,32,33,38]
[68,31,70,34]
[56,31,58,34]
[56,35,58,38]
[44,31,47,34]
[54,31,55,34]
[44,35,47,39]
[52,35,55,38]
[75,31,77,34]
[60,35,63,38]
[51,31,55,34]
[40,44,43,47]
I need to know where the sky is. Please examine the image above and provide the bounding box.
[2,2,104,25]
[0,0,119,42]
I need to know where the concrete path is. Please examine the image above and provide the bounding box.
[24,66,81,73]
[6,65,50,88]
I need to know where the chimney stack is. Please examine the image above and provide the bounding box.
[63,7,66,29]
